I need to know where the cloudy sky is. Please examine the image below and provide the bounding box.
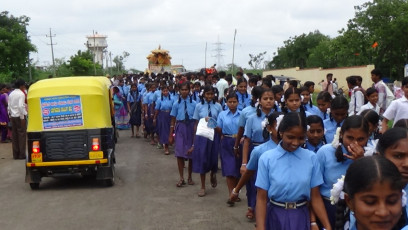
[5,0,369,72]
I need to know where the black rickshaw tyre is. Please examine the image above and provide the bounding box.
[105,160,115,187]
[30,183,40,190]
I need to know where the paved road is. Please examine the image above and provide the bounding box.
[0,130,254,230]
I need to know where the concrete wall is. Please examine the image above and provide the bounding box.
[263,65,375,92]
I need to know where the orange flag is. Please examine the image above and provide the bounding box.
[372,42,378,48]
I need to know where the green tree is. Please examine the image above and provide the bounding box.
[344,0,408,79]
[113,51,130,72]
[268,31,329,69]
[248,51,267,69]
[0,11,36,81]
[68,50,102,76]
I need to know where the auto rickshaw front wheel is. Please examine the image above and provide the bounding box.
[30,183,40,190]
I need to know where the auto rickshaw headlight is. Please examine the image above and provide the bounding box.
[32,141,40,153]
[92,138,100,151]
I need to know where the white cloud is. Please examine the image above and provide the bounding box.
[4,0,368,72]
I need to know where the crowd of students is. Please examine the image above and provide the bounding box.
[109,69,408,230]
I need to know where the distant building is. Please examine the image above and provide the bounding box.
[85,32,108,66]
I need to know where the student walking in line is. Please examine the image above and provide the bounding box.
[153,85,173,155]
[191,85,222,197]
[242,88,276,220]
[216,92,241,203]
[255,112,330,230]
[127,83,142,138]
[168,82,197,187]
[324,96,349,144]
[316,115,369,229]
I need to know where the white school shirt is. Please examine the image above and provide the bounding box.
[357,102,380,115]
[383,95,408,126]
[348,86,364,116]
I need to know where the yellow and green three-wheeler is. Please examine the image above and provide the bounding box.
[25,76,117,189]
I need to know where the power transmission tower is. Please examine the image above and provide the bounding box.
[46,28,57,76]
[212,36,224,69]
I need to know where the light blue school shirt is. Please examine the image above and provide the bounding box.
[127,90,141,103]
[191,91,201,103]
[316,144,353,198]
[315,109,330,121]
[324,119,344,144]
[288,108,312,117]
[142,92,155,105]
[217,109,241,135]
[247,140,278,171]
[152,90,162,102]
[236,92,252,111]
[137,83,145,93]
[170,98,197,121]
[155,96,173,111]
[256,144,323,201]
[244,111,273,143]
[304,140,324,153]
[303,104,320,116]
[193,101,222,120]
[169,92,179,100]
[238,106,257,127]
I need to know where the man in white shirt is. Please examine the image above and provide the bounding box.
[371,69,395,114]
[8,79,27,160]
[347,76,365,116]
[216,71,229,101]
[381,77,408,133]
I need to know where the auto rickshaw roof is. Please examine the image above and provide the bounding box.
[28,76,111,99]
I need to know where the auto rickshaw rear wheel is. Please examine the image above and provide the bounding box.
[30,183,40,190]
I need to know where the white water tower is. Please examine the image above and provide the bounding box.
[85,32,108,66]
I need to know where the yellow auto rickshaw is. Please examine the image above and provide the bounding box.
[25,76,116,189]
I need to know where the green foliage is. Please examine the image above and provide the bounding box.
[68,50,103,76]
[113,51,130,72]
[268,0,408,80]
[225,63,242,74]
[269,31,329,69]
[0,11,36,81]
[248,51,267,69]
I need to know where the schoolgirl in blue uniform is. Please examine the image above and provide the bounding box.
[359,109,381,146]
[168,82,197,187]
[316,115,369,229]
[300,86,319,116]
[315,91,332,121]
[271,85,284,111]
[192,82,201,103]
[216,92,241,202]
[233,86,264,157]
[127,83,142,138]
[303,115,326,153]
[282,87,311,117]
[242,88,276,220]
[255,112,330,230]
[229,112,281,206]
[334,156,406,230]
[143,82,157,144]
[154,86,174,155]
[236,78,252,111]
[377,127,408,229]
[324,96,349,143]
[192,85,222,197]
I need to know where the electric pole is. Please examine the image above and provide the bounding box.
[212,36,224,69]
[46,28,56,76]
